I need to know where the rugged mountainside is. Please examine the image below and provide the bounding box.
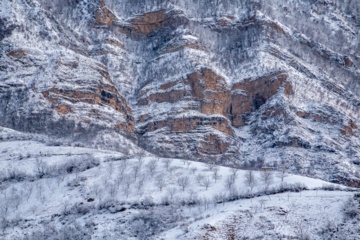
[1,0,360,184]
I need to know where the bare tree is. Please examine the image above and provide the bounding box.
[56,173,65,187]
[61,200,70,215]
[132,164,141,180]
[201,177,212,190]
[9,187,22,210]
[109,183,118,198]
[244,170,257,193]
[212,166,221,182]
[146,159,158,177]
[34,158,49,178]
[224,174,236,193]
[101,176,109,187]
[259,199,267,209]
[177,176,190,191]
[46,178,55,192]
[205,156,217,170]
[155,175,166,191]
[137,157,145,168]
[0,216,8,235]
[107,161,114,177]
[163,159,171,170]
[91,183,102,201]
[118,160,128,175]
[29,205,37,215]
[187,189,198,203]
[135,177,145,196]
[23,181,34,202]
[40,194,46,204]
[212,194,219,208]
[0,170,6,183]
[277,161,288,183]
[123,178,132,198]
[0,197,10,216]
[230,168,238,180]
[202,197,211,210]
[138,149,147,160]
[260,170,273,191]
[36,181,44,201]
[196,174,205,184]
[169,166,177,176]
[167,187,177,201]
[206,162,216,171]
[115,174,124,186]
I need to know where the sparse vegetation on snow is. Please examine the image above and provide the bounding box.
[0,127,358,239]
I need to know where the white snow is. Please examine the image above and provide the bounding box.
[0,127,357,239]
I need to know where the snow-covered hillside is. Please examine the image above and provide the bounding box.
[1,0,359,186]
[0,127,358,239]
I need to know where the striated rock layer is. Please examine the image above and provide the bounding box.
[1,0,360,184]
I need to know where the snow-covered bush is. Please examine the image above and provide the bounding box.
[343,196,359,220]
[97,199,125,213]
[281,182,308,192]
[68,203,93,215]
[20,221,93,240]
[59,155,100,174]
[0,217,9,235]
[318,184,342,191]
[3,168,28,182]
[66,176,87,188]
[130,212,165,240]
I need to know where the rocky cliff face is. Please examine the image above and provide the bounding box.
[1,0,360,184]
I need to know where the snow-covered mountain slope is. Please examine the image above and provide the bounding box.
[162,191,358,240]
[0,127,358,239]
[0,0,360,186]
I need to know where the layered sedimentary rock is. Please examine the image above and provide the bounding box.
[0,0,135,146]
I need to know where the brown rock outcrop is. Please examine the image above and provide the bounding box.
[118,9,188,36]
[161,42,205,54]
[138,116,233,137]
[341,120,358,136]
[43,78,134,134]
[137,67,234,156]
[138,68,231,115]
[336,176,360,188]
[137,69,294,157]
[187,68,231,116]
[54,105,73,114]
[198,134,230,155]
[229,71,289,127]
[6,49,26,58]
[129,9,167,35]
[295,111,339,125]
[105,38,124,49]
[261,20,285,34]
[261,106,286,120]
[95,0,116,26]
[57,59,79,69]
[138,88,188,105]
[42,62,135,134]
[343,56,353,67]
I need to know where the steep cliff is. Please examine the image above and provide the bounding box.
[1,0,360,184]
